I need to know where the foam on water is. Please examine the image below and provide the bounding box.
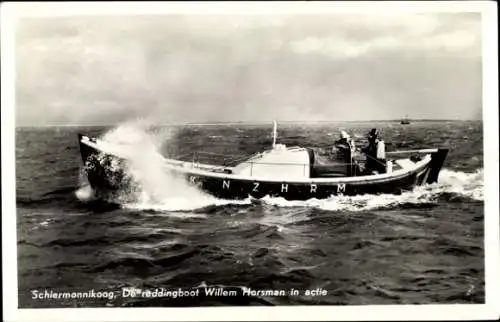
[123,196,251,213]
[75,168,95,201]
[437,168,484,200]
[75,184,94,201]
[260,168,484,212]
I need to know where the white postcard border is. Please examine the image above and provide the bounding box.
[2,1,498,321]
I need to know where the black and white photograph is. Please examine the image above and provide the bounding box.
[2,1,499,321]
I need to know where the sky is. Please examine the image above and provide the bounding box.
[14,12,483,126]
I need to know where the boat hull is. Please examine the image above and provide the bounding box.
[77,134,448,201]
[179,169,430,200]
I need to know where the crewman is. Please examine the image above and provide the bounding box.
[362,128,386,174]
[334,131,356,151]
[334,131,356,176]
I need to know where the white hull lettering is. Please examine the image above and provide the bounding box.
[337,183,346,193]
[189,176,203,188]
[253,182,259,192]
[223,180,231,189]
[281,184,288,193]
[310,184,317,193]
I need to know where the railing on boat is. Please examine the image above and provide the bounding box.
[173,150,370,177]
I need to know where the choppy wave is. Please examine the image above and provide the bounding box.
[437,169,484,200]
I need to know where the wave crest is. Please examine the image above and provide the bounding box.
[260,168,483,212]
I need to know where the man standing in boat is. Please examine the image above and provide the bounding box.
[333,131,357,176]
[361,128,386,174]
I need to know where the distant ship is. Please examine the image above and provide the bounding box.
[401,115,410,125]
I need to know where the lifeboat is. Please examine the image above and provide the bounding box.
[77,122,448,201]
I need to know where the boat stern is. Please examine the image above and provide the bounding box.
[426,148,449,184]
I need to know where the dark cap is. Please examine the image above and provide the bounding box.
[369,128,378,136]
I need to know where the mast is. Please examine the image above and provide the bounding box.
[272,120,278,148]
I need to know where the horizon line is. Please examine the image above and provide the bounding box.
[15,118,482,128]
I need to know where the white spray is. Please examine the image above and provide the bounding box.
[76,120,250,211]
[260,168,484,212]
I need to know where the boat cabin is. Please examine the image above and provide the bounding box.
[232,144,312,179]
[227,144,389,179]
